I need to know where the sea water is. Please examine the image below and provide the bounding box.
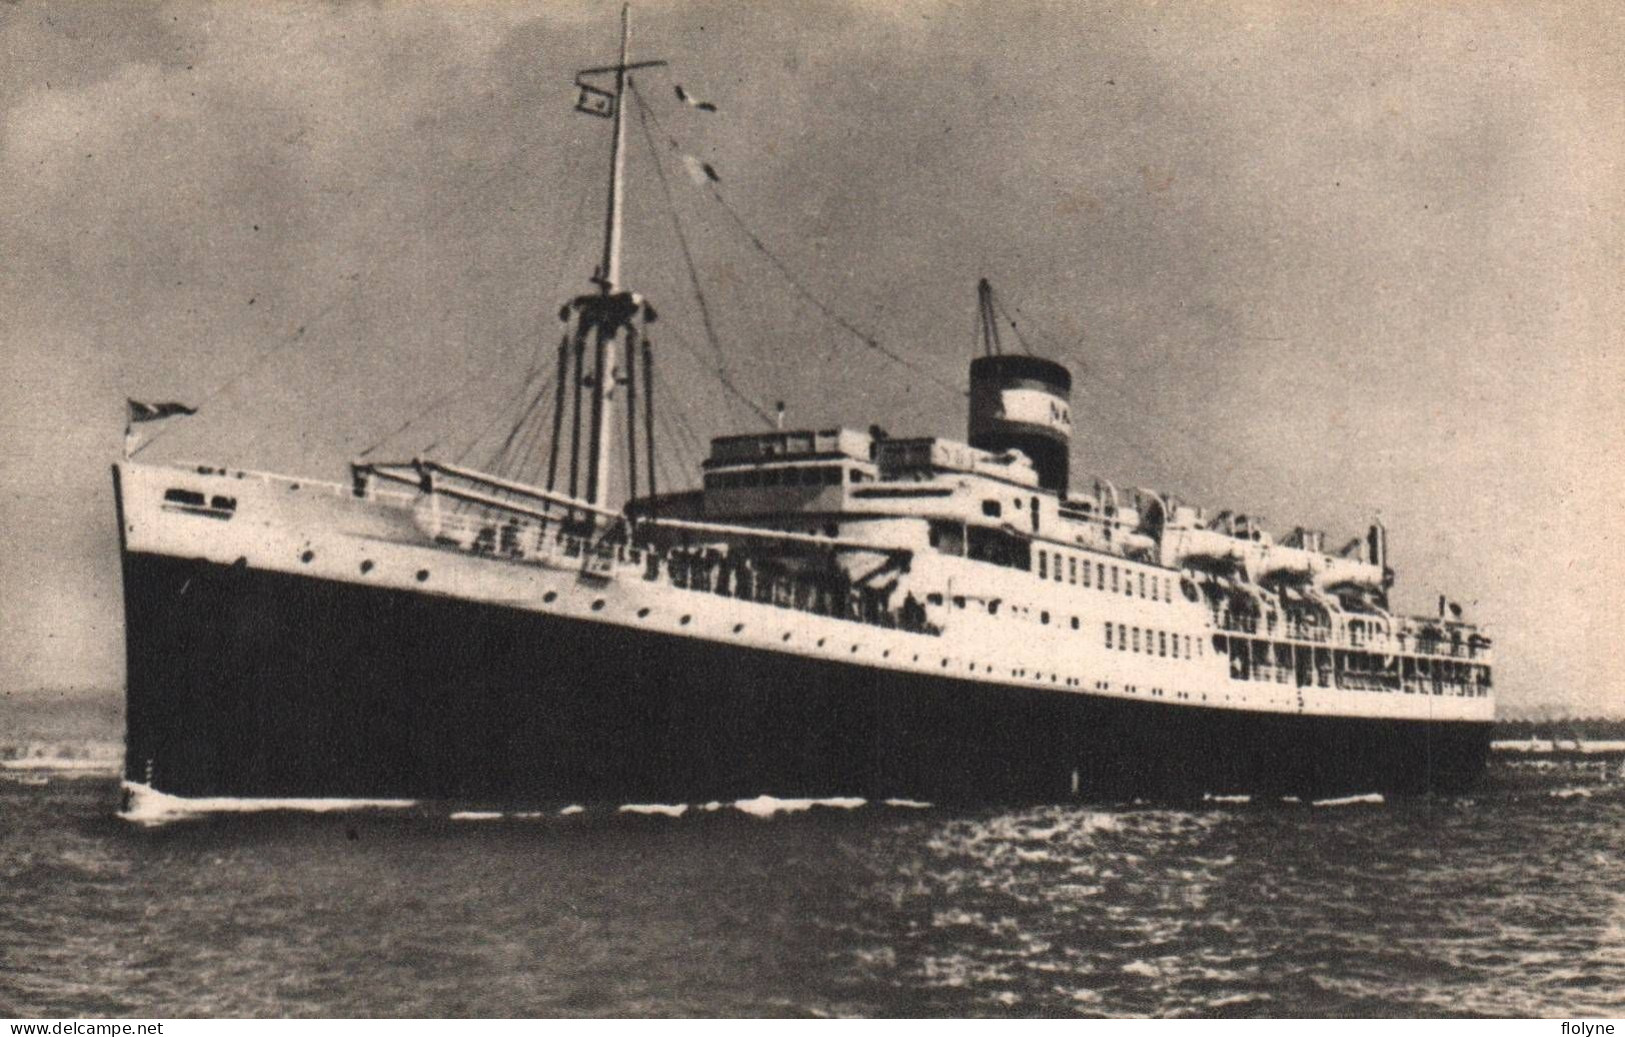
[3,690,1621,1018]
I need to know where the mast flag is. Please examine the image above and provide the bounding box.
[127,399,197,423]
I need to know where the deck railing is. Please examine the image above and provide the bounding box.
[420,505,940,636]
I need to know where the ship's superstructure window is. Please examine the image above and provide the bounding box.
[928,519,964,556]
[1138,573,1146,598]
[967,526,1030,570]
[1132,628,1141,653]
[1111,567,1119,593]
[1069,558,1077,584]
[1158,632,1167,657]
[982,500,1001,518]
[1082,562,1092,588]
[1096,562,1104,588]
[1118,623,1127,650]
[1038,552,1047,579]
[1105,622,1114,649]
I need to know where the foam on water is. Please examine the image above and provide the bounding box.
[732,795,867,818]
[1311,793,1385,807]
[619,803,689,817]
[118,781,417,827]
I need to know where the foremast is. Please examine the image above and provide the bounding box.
[559,4,664,521]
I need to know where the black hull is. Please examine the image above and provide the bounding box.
[120,551,1492,804]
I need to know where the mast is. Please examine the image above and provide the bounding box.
[584,5,631,509]
[977,277,1003,357]
[602,4,631,294]
[567,5,665,521]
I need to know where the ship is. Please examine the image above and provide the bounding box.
[113,8,1494,809]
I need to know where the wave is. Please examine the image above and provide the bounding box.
[1310,793,1385,808]
[1550,786,1593,800]
[117,783,925,827]
[119,781,417,826]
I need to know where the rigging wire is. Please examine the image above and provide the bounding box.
[989,290,1036,357]
[135,123,582,460]
[450,358,551,465]
[488,370,558,476]
[632,78,965,400]
[986,286,1303,501]
[358,144,597,461]
[629,79,774,429]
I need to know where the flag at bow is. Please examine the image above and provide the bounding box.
[128,399,197,423]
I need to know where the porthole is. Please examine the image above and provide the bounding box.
[680,614,692,625]
[359,560,374,574]
[300,550,314,563]
[543,591,558,603]
[416,569,429,582]
[941,658,949,667]
[850,645,859,654]
[782,632,792,642]
[733,623,745,634]
[817,638,826,647]
[637,607,651,618]
[591,599,605,611]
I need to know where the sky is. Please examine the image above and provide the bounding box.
[1,0,1621,718]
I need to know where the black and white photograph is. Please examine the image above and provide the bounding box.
[2,0,1622,1021]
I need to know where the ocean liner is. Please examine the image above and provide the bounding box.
[114,9,1494,808]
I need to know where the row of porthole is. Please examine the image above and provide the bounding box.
[299,548,431,583]
[529,581,1201,692]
